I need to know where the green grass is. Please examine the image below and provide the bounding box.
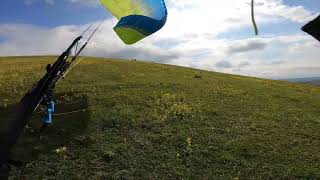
[0,56,320,179]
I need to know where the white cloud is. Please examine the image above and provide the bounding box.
[227,40,267,54]
[66,0,100,7]
[44,0,55,6]
[24,0,55,6]
[0,21,177,62]
[160,0,316,41]
[4,0,320,79]
[215,60,233,69]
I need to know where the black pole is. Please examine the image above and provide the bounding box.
[0,36,82,167]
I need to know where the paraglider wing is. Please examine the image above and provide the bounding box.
[100,0,168,44]
[302,15,320,42]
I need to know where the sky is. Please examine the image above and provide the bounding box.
[0,0,319,79]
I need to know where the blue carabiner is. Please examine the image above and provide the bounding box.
[44,100,55,124]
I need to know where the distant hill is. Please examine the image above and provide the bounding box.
[286,77,320,86]
[0,56,319,179]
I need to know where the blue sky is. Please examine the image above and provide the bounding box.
[0,1,107,26]
[284,0,319,11]
[0,0,319,79]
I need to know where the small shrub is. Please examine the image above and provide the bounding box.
[101,150,115,162]
[194,74,202,79]
[54,146,68,159]
[186,137,193,154]
[172,103,193,119]
[155,93,197,121]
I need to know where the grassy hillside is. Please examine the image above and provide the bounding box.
[0,56,320,179]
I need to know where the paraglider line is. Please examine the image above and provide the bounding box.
[251,0,259,35]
